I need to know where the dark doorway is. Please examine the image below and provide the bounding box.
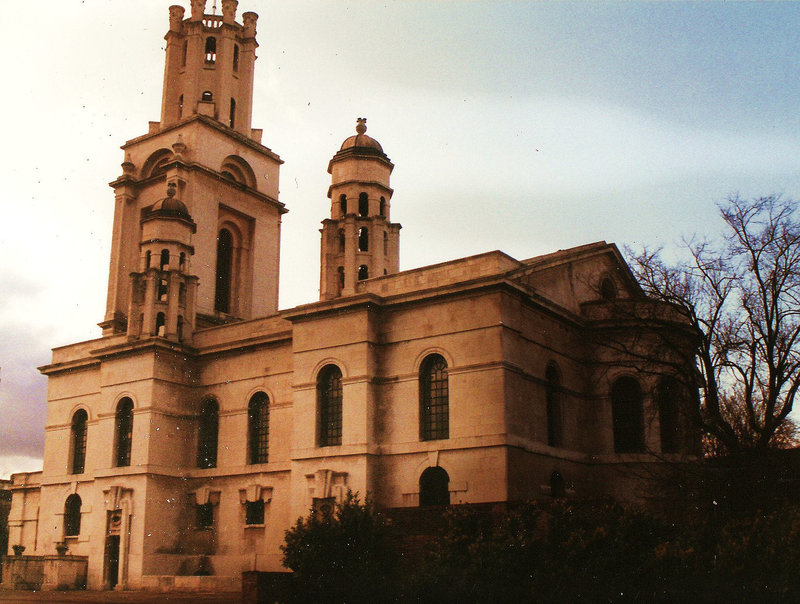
[105,534,120,589]
[419,466,450,506]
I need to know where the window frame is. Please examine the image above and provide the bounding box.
[420,354,449,441]
[317,365,343,447]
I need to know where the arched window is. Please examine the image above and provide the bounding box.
[202,90,213,102]
[550,471,566,498]
[600,277,617,301]
[420,354,449,441]
[155,312,166,336]
[248,392,270,464]
[358,192,368,217]
[358,265,369,280]
[546,364,563,447]
[64,494,82,537]
[177,315,184,342]
[656,378,681,454]
[160,249,169,270]
[197,399,219,469]
[611,377,644,453]
[215,228,234,313]
[70,409,88,475]
[337,266,345,291]
[229,98,236,128]
[181,39,188,67]
[419,466,449,506]
[358,227,369,252]
[233,44,239,72]
[179,283,186,306]
[338,229,345,253]
[379,196,386,218]
[179,252,186,270]
[204,36,216,63]
[115,398,134,467]
[339,194,347,217]
[179,94,184,116]
[145,250,152,269]
[318,365,343,447]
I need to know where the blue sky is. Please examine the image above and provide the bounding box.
[1,1,799,477]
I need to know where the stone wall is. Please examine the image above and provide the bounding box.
[0,555,87,591]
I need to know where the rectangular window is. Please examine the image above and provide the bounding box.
[196,503,214,529]
[245,500,265,525]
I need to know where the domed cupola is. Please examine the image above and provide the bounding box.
[127,182,198,344]
[320,118,401,300]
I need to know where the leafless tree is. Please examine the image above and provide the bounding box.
[628,195,800,457]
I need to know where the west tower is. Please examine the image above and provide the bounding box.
[320,118,401,299]
[102,0,285,337]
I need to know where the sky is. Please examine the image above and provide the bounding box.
[2,1,799,478]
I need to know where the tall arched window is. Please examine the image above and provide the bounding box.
[233,44,240,72]
[358,192,369,217]
[202,90,213,102]
[160,249,170,270]
[420,354,449,441]
[115,398,134,467]
[358,227,369,252]
[419,466,449,506]
[338,229,345,253]
[318,365,343,447]
[379,196,386,218]
[229,98,236,128]
[611,377,644,453]
[155,312,166,336]
[215,228,234,313]
[600,277,617,301]
[181,39,188,67]
[64,494,82,537]
[248,392,270,464]
[546,364,563,447]
[145,250,152,269]
[358,265,369,280]
[339,194,347,217]
[337,266,345,291]
[205,36,217,63]
[70,409,88,474]
[656,378,681,454]
[197,399,219,469]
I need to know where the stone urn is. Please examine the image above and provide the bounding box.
[12,545,25,556]
[55,542,69,556]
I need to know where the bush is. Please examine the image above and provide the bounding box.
[281,491,395,602]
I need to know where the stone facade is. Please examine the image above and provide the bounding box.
[4,0,696,592]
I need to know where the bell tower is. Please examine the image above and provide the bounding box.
[101,1,285,337]
[320,118,401,299]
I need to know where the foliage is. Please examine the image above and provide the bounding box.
[628,195,800,456]
[410,500,800,603]
[280,490,394,602]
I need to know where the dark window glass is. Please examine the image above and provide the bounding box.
[420,354,449,441]
[245,500,265,525]
[657,378,681,454]
[215,228,233,313]
[612,377,645,453]
[197,399,219,468]
[229,98,236,128]
[358,265,369,280]
[546,365,563,447]
[155,312,166,336]
[318,365,343,447]
[64,494,82,537]
[419,466,449,506]
[358,192,368,217]
[202,90,213,102]
[358,227,369,252]
[196,503,213,529]
[160,249,170,270]
[115,398,134,467]
[71,410,88,475]
[248,392,269,464]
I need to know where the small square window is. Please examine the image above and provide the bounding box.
[245,500,265,525]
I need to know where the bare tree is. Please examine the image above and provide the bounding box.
[628,195,800,456]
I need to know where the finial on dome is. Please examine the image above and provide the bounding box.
[356,118,367,135]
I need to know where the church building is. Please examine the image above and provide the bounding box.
[4,0,695,592]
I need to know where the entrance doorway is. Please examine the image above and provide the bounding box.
[104,509,123,589]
